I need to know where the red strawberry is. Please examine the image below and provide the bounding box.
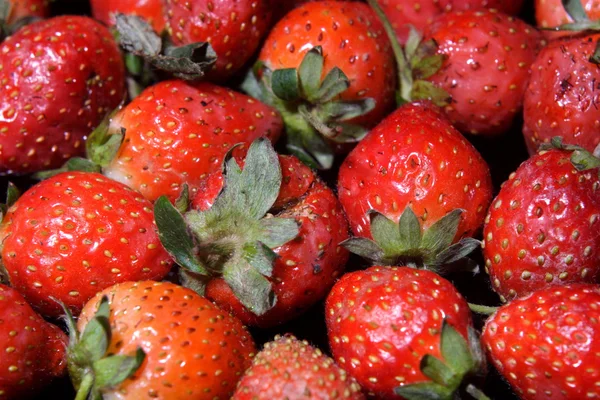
[69,280,256,400]
[163,0,272,80]
[0,172,173,317]
[536,0,600,37]
[482,284,600,400]
[483,143,600,302]
[91,0,165,32]
[523,33,600,154]
[0,284,67,399]
[326,266,484,399]
[6,0,49,23]
[232,334,365,400]
[0,16,124,175]
[154,138,350,327]
[338,102,493,242]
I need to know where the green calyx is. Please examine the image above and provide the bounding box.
[243,47,376,170]
[343,208,480,273]
[61,297,145,400]
[541,136,600,177]
[395,321,488,400]
[154,138,300,316]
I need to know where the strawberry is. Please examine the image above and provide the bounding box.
[0,172,173,318]
[6,0,48,23]
[338,102,493,243]
[246,1,397,169]
[163,0,272,80]
[232,334,365,400]
[67,280,256,400]
[0,16,125,175]
[154,138,350,327]
[0,284,68,399]
[325,266,485,399]
[482,141,600,302]
[482,284,600,400]
[91,0,165,32]
[536,0,600,37]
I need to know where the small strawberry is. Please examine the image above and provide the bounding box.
[0,284,68,399]
[232,334,365,400]
[482,284,600,400]
[91,0,165,32]
[6,0,49,24]
[68,280,256,400]
[0,172,173,317]
[483,140,600,302]
[326,266,485,399]
[154,138,350,327]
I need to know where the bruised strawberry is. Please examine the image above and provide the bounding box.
[6,0,49,23]
[91,0,165,32]
[0,172,173,317]
[0,284,67,399]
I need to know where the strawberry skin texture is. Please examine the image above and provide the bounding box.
[326,266,473,398]
[0,172,173,318]
[7,0,49,23]
[0,284,67,399]
[164,0,272,80]
[0,16,125,175]
[424,10,542,136]
[91,0,165,32]
[338,102,493,240]
[103,80,283,202]
[78,281,257,400]
[483,284,600,400]
[259,1,397,130]
[483,149,600,302]
[536,0,600,38]
[232,335,365,400]
[523,34,600,154]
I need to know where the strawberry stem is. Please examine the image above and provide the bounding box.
[468,303,498,316]
[74,374,94,400]
[465,384,491,400]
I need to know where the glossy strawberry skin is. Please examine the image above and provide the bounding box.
[536,0,600,38]
[232,335,365,400]
[7,0,49,23]
[326,266,473,398]
[0,172,173,318]
[338,102,493,240]
[78,281,257,400]
[483,284,600,400]
[523,34,600,154]
[91,0,165,32]
[424,10,542,136]
[259,1,397,130]
[164,0,272,80]
[103,80,283,202]
[0,284,67,399]
[483,149,600,302]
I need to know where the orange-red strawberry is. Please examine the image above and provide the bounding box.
[232,334,365,400]
[483,143,600,302]
[6,0,49,23]
[68,281,256,400]
[482,284,600,400]
[535,0,600,37]
[0,284,67,399]
[91,0,165,32]
[0,172,173,318]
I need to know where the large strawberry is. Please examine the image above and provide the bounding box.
[326,266,486,399]
[483,141,600,302]
[6,0,49,23]
[483,284,600,400]
[0,172,173,317]
[66,280,256,400]
[246,1,397,169]
[154,138,350,327]
[232,334,365,400]
[0,16,125,175]
[0,284,68,399]
[91,0,165,32]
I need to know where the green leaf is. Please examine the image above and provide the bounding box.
[158,41,217,81]
[341,237,385,263]
[325,123,370,144]
[420,355,456,386]
[178,269,209,296]
[272,68,300,101]
[240,61,269,103]
[435,238,481,265]
[405,26,422,61]
[465,384,492,400]
[314,67,350,103]
[243,242,277,277]
[299,46,325,101]
[174,184,190,214]
[411,80,451,107]
[56,298,79,348]
[223,259,276,316]
[440,320,474,376]
[318,99,376,122]
[398,207,422,251]
[394,382,454,400]
[86,107,124,167]
[154,196,208,275]
[0,0,10,23]
[286,121,335,170]
[258,217,300,248]
[5,182,19,209]
[571,149,600,171]
[370,212,403,255]
[33,157,103,181]
[93,348,145,389]
[77,296,111,363]
[125,53,144,76]
[421,209,463,256]
[562,0,589,22]
[116,14,161,56]
[467,325,486,372]
[413,55,445,80]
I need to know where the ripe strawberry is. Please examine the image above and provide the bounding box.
[155,139,350,327]
[483,284,600,400]
[163,0,272,80]
[0,16,125,175]
[483,143,600,302]
[248,1,397,169]
[232,334,365,400]
[535,0,600,37]
[0,172,173,318]
[91,0,165,32]
[326,266,485,399]
[68,281,256,400]
[6,0,49,23]
[0,284,68,399]
[338,102,493,242]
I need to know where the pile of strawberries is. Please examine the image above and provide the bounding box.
[0,0,599,399]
